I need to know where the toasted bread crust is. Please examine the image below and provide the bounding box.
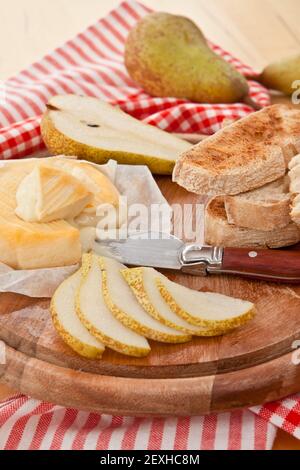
[225,196,291,231]
[288,155,300,226]
[174,105,300,195]
[224,177,291,231]
[205,197,300,248]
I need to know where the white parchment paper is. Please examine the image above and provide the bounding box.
[0,158,171,297]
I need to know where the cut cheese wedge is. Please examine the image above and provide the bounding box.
[99,257,191,342]
[48,158,120,227]
[15,163,92,222]
[49,158,120,208]
[0,163,81,269]
[121,267,230,336]
[0,157,120,269]
[155,271,256,329]
[50,269,105,358]
[76,253,150,357]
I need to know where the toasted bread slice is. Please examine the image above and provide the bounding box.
[205,197,300,248]
[290,194,300,225]
[288,154,300,225]
[224,176,291,231]
[173,105,300,196]
[289,154,300,170]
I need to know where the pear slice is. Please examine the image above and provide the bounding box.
[121,267,230,336]
[50,270,105,358]
[41,94,191,175]
[155,271,256,329]
[99,256,191,342]
[76,253,150,357]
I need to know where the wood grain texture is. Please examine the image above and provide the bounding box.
[274,430,300,450]
[1,344,300,417]
[0,178,300,416]
[222,247,300,282]
[1,275,300,379]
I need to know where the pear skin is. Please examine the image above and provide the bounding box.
[125,12,249,104]
[41,94,191,175]
[259,54,300,96]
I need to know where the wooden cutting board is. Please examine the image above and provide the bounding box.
[0,177,300,417]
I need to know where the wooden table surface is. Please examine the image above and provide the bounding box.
[0,0,300,450]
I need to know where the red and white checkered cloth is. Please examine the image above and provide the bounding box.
[0,0,299,450]
[0,0,270,161]
[0,394,278,450]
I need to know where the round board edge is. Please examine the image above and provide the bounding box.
[1,342,299,416]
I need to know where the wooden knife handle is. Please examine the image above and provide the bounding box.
[221,247,300,283]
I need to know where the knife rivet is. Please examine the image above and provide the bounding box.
[248,251,258,258]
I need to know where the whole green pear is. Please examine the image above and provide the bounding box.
[125,12,249,104]
[259,54,300,96]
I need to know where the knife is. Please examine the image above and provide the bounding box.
[96,232,300,283]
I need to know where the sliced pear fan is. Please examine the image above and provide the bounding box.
[50,270,105,358]
[99,256,191,342]
[41,94,191,175]
[121,267,230,336]
[76,253,150,357]
[155,271,256,329]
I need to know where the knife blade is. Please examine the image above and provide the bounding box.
[97,233,184,269]
[95,231,300,283]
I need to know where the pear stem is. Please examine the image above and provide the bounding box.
[244,73,268,109]
[244,73,261,82]
[243,95,263,111]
